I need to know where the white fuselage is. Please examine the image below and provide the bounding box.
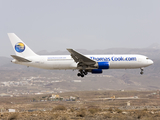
[8,33,154,77]
[12,54,153,70]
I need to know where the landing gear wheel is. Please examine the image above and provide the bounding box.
[81,74,84,77]
[140,71,143,75]
[77,73,81,77]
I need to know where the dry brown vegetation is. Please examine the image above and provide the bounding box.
[0,90,160,119]
[0,110,159,120]
[53,105,66,111]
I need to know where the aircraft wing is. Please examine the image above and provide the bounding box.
[67,49,96,65]
[11,55,31,62]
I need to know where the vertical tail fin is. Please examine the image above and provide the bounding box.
[8,33,38,57]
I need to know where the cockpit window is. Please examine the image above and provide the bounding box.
[146,58,149,59]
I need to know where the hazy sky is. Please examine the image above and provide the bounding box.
[1,0,160,57]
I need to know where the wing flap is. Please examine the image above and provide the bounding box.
[67,49,96,65]
[11,55,31,62]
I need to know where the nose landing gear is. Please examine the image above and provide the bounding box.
[140,68,144,75]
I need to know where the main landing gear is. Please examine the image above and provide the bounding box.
[77,70,88,77]
[140,68,144,75]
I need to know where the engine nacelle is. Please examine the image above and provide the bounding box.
[98,62,109,69]
[92,69,103,74]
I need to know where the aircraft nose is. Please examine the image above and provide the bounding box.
[148,59,154,65]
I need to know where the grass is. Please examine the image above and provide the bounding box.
[108,107,113,112]
[115,108,122,113]
[88,108,99,114]
[8,113,19,120]
[76,110,86,117]
[103,113,112,119]
[52,105,66,111]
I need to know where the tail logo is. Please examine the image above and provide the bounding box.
[15,42,25,53]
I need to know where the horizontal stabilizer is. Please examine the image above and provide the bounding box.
[11,55,31,62]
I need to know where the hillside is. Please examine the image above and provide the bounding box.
[0,47,160,93]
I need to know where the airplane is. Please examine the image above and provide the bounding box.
[8,33,154,77]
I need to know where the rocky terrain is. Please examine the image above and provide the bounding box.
[0,90,160,120]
